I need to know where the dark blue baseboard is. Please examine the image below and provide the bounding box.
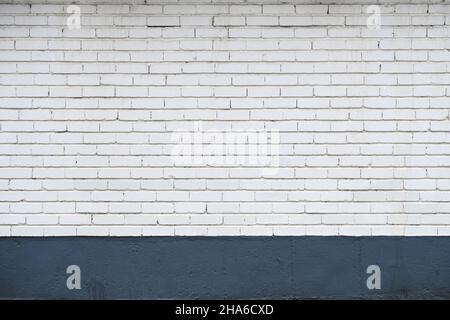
[1,237,449,299]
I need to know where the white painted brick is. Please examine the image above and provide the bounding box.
[263,5,294,14]
[207,226,240,236]
[306,225,339,236]
[44,226,77,236]
[1,1,449,237]
[26,214,58,225]
[11,226,44,236]
[77,226,109,236]
[142,226,174,236]
[340,225,372,236]
[405,226,438,236]
[175,226,208,236]
[15,16,47,25]
[59,215,91,225]
[240,226,273,236]
[92,214,124,225]
[109,226,142,236]
[0,4,30,13]
[97,5,129,14]
[158,215,190,225]
[0,215,26,225]
[0,227,11,236]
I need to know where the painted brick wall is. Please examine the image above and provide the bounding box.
[1,0,450,237]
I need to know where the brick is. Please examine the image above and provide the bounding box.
[1,2,450,237]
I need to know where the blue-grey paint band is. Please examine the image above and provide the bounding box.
[0,237,449,299]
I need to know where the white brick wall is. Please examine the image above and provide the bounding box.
[1,0,450,236]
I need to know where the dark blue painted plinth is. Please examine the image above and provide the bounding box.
[0,237,449,299]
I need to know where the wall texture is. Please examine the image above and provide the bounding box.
[0,0,450,236]
[2,237,450,299]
